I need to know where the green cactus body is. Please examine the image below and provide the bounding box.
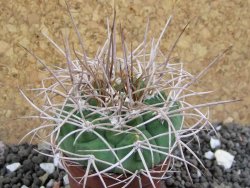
[57,91,183,173]
[75,137,116,170]
[115,130,160,173]
[58,122,76,154]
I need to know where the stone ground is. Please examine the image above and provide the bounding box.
[1,123,250,188]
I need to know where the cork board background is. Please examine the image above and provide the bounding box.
[0,0,249,144]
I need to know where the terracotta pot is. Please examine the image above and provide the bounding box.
[63,160,170,188]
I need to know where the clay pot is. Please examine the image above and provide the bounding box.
[63,160,170,188]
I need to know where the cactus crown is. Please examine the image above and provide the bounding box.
[56,25,184,173]
[20,8,235,188]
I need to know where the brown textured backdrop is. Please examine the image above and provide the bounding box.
[0,0,249,144]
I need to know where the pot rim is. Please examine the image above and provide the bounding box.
[61,157,171,188]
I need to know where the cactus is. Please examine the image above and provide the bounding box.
[20,7,236,188]
[58,90,183,173]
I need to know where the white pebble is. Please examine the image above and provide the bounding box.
[215,149,234,169]
[53,153,64,169]
[197,170,202,177]
[204,151,215,160]
[40,163,55,174]
[6,162,21,172]
[46,179,55,187]
[237,170,241,175]
[216,125,222,131]
[63,174,69,185]
[21,185,29,188]
[210,137,221,149]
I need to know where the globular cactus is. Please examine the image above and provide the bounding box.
[58,90,183,173]
[20,8,235,188]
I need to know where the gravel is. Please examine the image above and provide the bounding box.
[0,123,250,188]
[0,144,67,188]
[165,123,250,188]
